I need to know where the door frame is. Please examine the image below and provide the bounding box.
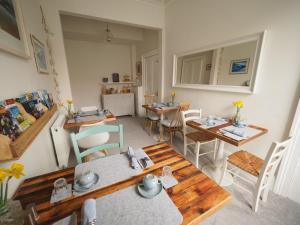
[142,49,159,99]
[274,98,300,196]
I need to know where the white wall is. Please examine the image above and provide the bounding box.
[40,0,165,103]
[165,0,300,165]
[64,39,132,109]
[0,0,58,197]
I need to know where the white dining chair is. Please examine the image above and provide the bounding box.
[220,137,292,212]
[80,106,98,112]
[181,109,217,168]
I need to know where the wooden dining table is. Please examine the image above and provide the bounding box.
[142,104,178,142]
[187,120,268,186]
[13,143,230,225]
[63,113,116,130]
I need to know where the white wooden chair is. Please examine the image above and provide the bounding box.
[181,109,217,168]
[220,137,292,212]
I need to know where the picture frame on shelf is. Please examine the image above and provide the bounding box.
[0,0,30,58]
[229,58,250,74]
[31,34,49,74]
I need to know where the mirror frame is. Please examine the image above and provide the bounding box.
[172,31,266,94]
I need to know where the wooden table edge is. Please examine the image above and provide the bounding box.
[187,195,232,225]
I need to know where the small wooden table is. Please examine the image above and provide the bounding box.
[13,143,230,225]
[63,113,116,130]
[142,105,178,142]
[187,120,268,186]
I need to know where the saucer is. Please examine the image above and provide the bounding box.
[74,173,99,192]
[137,180,163,199]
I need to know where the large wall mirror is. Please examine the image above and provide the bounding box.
[172,31,266,93]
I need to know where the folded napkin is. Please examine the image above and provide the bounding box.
[221,128,245,137]
[127,146,139,169]
[82,199,96,225]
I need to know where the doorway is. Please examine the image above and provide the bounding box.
[143,49,159,97]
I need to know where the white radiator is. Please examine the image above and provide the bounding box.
[50,112,71,168]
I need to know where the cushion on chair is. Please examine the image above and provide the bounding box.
[83,151,107,162]
[228,150,264,177]
[186,131,215,143]
[160,120,177,127]
[147,115,160,121]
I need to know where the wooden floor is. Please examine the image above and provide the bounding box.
[14,143,230,225]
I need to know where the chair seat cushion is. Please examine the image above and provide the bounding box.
[147,115,160,121]
[83,151,107,162]
[160,120,177,127]
[186,131,215,143]
[228,150,264,177]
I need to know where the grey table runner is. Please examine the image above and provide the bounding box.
[94,186,183,225]
[74,149,153,195]
[67,115,106,124]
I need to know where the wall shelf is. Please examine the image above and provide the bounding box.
[99,82,136,85]
[0,104,58,162]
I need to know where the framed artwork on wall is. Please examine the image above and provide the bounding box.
[229,58,250,74]
[136,61,142,75]
[31,34,48,74]
[0,0,30,58]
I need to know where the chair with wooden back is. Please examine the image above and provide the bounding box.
[220,137,292,212]
[71,124,124,164]
[144,94,160,136]
[181,109,217,168]
[161,102,190,144]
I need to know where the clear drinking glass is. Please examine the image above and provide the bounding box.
[53,178,68,195]
[162,166,172,177]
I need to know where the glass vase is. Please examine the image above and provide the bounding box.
[233,108,241,127]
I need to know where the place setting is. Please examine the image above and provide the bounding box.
[193,115,228,129]
[72,146,154,196]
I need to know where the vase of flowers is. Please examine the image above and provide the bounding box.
[59,100,74,120]
[0,163,25,216]
[233,100,244,127]
[171,90,176,105]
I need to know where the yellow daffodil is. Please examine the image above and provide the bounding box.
[0,169,7,183]
[171,90,176,97]
[67,99,73,105]
[233,100,244,108]
[6,163,25,179]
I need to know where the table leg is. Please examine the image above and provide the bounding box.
[202,139,233,187]
[154,113,167,142]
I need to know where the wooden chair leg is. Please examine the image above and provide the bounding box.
[149,121,153,136]
[253,188,262,212]
[170,131,173,145]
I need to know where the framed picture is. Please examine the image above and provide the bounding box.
[136,61,142,75]
[229,58,250,74]
[206,63,211,71]
[31,34,48,74]
[0,0,30,58]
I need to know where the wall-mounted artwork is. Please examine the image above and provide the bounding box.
[0,0,30,58]
[31,35,48,74]
[229,58,250,74]
[136,61,142,75]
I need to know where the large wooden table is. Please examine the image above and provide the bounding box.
[187,120,268,186]
[13,143,230,225]
[142,105,178,142]
[63,113,116,130]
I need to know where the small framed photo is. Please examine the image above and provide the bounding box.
[31,34,48,74]
[229,58,250,74]
[206,64,212,71]
[136,61,142,75]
